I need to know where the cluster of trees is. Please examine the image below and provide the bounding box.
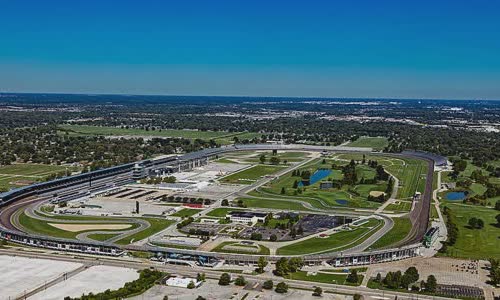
[341,160,358,185]
[273,257,304,276]
[259,153,282,165]
[64,269,164,300]
[0,126,216,168]
[176,217,194,229]
[160,195,212,205]
[346,269,361,284]
[372,267,436,292]
[4,95,500,167]
[250,232,263,241]
[218,271,288,294]
[489,259,500,286]
[468,217,485,229]
[140,176,176,184]
[218,273,231,285]
[440,206,458,253]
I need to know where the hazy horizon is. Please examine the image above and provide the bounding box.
[1,0,499,100]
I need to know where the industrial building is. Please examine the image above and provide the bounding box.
[226,211,267,225]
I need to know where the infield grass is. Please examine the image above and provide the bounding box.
[276,218,382,255]
[370,217,412,250]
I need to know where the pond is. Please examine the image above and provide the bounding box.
[298,169,332,187]
[446,191,467,201]
[336,199,349,205]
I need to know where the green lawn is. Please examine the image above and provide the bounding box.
[384,201,412,212]
[346,136,389,151]
[370,217,412,250]
[470,183,487,196]
[254,158,384,209]
[205,208,245,218]
[59,124,260,145]
[87,233,120,242]
[61,124,232,139]
[0,163,78,191]
[220,165,286,184]
[221,151,309,164]
[335,154,428,199]
[170,208,202,218]
[277,218,382,255]
[284,271,363,286]
[18,212,136,239]
[114,218,176,245]
[238,197,312,211]
[439,203,500,259]
[211,241,270,255]
[319,267,368,273]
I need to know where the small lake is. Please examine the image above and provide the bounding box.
[336,199,349,205]
[298,169,332,187]
[446,191,467,201]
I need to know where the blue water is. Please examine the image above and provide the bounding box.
[298,169,332,187]
[446,191,467,201]
[310,169,332,184]
[336,199,349,205]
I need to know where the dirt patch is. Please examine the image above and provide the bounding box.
[48,223,132,232]
[369,191,386,197]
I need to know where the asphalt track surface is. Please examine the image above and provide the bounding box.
[393,157,434,247]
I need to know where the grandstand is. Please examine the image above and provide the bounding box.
[402,150,448,166]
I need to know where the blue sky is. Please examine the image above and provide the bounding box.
[1,0,499,99]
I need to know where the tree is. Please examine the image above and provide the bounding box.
[275,282,289,293]
[468,217,485,229]
[163,296,169,300]
[346,269,359,284]
[292,180,298,188]
[250,232,262,241]
[263,280,273,289]
[221,199,229,206]
[353,294,362,300]
[257,256,268,273]
[234,276,246,286]
[269,234,277,242]
[404,267,419,283]
[281,187,286,194]
[196,297,206,300]
[468,217,478,228]
[197,273,206,282]
[297,224,304,235]
[187,280,196,289]
[288,257,304,273]
[218,273,231,286]
[274,257,289,276]
[270,156,281,165]
[496,214,500,226]
[312,286,323,296]
[495,200,500,211]
[425,275,437,292]
[259,154,266,164]
[477,218,484,229]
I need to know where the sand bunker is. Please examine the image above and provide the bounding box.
[48,223,132,232]
[369,191,386,197]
